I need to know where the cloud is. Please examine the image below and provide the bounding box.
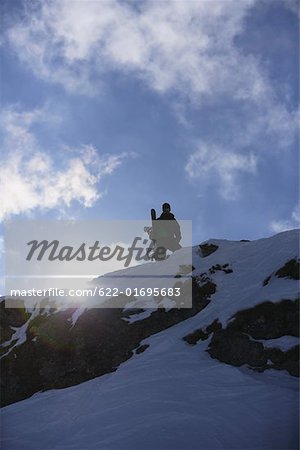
[0,106,130,220]
[185,143,257,200]
[3,1,296,136]
[270,205,300,233]
[3,0,298,202]
[5,1,259,100]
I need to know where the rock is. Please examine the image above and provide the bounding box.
[275,259,300,280]
[208,330,267,367]
[136,344,149,354]
[0,299,30,344]
[263,275,271,286]
[199,243,219,257]
[183,329,208,345]
[0,276,216,407]
[208,264,233,275]
[228,299,299,339]
[183,319,222,345]
[205,319,222,334]
[280,346,299,377]
[265,346,299,377]
[207,299,299,377]
[263,259,300,286]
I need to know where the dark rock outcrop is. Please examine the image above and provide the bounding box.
[0,300,30,344]
[0,277,216,407]
[209,329,267,367]
[208,264,233,275]
[265,346,299,377]
[136,344,149,354]
[199,243,218,257]
[228,299,299,339]
[183,329,209,345]
[183,319,222,345]
[207,299,299,377]
[275,259,299,280]
[263,258,299,286]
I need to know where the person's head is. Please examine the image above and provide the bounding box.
[162,202,171,212]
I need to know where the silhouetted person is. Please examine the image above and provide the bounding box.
[154,203,181,260]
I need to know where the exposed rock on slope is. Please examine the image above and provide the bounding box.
[207,299,299,376]
[1,230,299,408]
[0,278,215,407]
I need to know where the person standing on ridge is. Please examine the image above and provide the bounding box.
[154,202,182,259]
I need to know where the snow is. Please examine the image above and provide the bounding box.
[82,246,194,309]
[1,230,299,449]
[258,336,299,352]
[0,307,40,359]
[123,309,154,323]
[187,230,299,328]
[69,306,86,327]
[71,229,299,319]
[1,324,298,449]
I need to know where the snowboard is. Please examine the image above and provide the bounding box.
[150,208,157,241]
[143,208,156,241]
[151,208,156,222]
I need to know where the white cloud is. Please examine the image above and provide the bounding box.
[6,1,258,100]
[185,143,257,200]
[0,106,130,220]
[3,0,298,202]
[3,1,295,137]
[292,204,300,222]
[270,205,300,233]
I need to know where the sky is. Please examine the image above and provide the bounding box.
[0,0,299,246]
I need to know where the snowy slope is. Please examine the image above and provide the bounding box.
[2,229,298,343]
[1,230,299,450]
[1,319,298,450]
[74,227,299,318]
[92,228,298,325]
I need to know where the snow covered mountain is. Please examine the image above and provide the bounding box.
[1,230,299,450]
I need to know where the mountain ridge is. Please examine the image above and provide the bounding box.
[1,229,299,410]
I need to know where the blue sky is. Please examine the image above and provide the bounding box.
[0,0,299,245]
